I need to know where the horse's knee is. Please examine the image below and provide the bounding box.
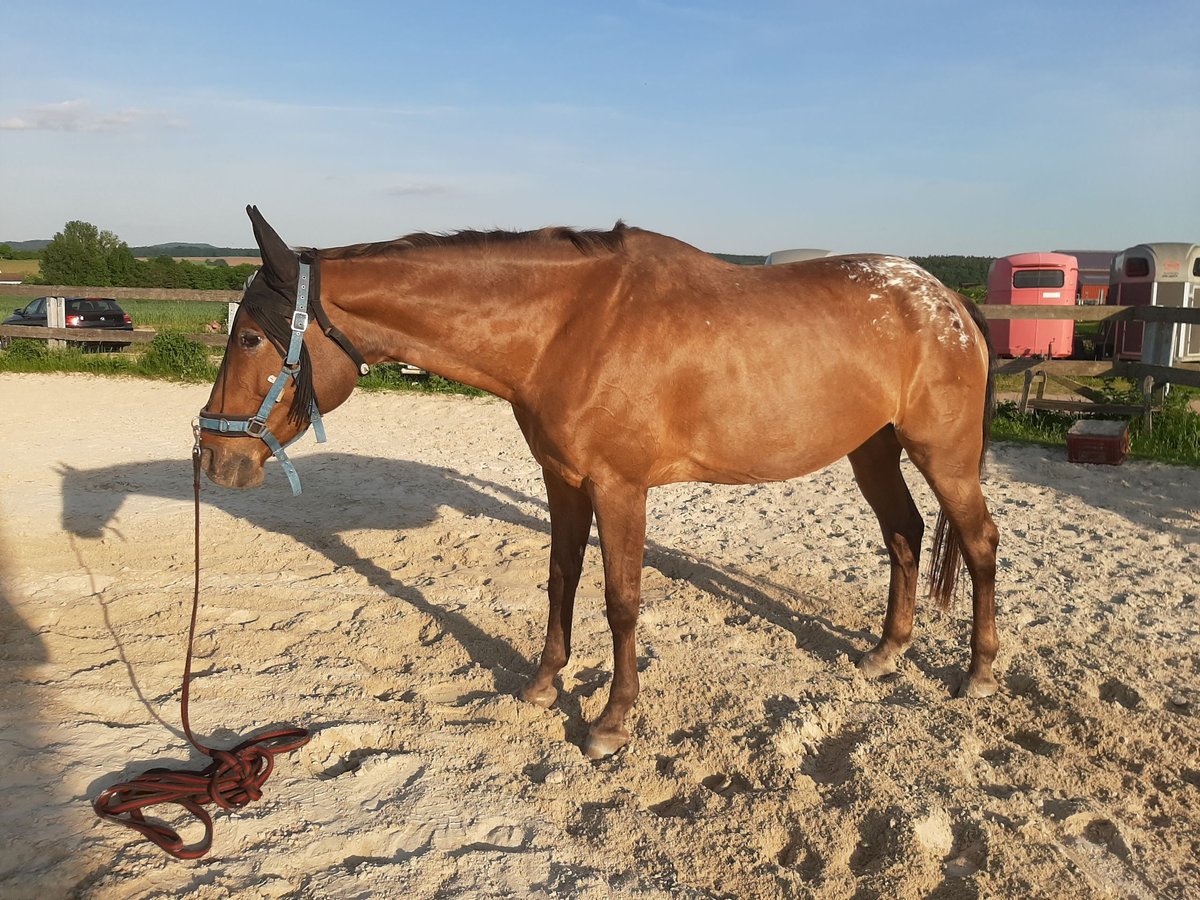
[604,596,639,634]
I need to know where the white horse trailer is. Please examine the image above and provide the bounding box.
[1109,242,1200,363]
[764,249,834,265]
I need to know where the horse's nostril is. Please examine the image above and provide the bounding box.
[236,455,262,485]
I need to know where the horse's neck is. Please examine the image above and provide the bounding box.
[326,252,593,402]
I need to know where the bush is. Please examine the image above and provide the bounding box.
[1130,389,1200,465]
[2,337,51,361]
[359,363,484,396]
[138,330,217,380]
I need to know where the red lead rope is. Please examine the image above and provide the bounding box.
[92,434,310,859]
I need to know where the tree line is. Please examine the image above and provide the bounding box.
[909,255,993,294]
[716,251,993,298]
[13,221,258,290]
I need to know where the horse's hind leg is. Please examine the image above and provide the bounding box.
[849,426,925,679]
[522,469,593,708]
[903,437,1000,699]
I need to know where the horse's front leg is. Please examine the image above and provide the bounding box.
[583,479,648,759]
[522,469,593,708]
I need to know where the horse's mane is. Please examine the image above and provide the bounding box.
[237,222,629,426]
[319,221,629,261]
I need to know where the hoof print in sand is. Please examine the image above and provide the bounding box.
[301,723,408,779]
[1007,729,1063,758]
[1098,678,1142,710]
[777,830,825,883]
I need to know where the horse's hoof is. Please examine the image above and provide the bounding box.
[857,648,898,679]
[958,673,999,699]
[521,681,558,709]
[583,726,629,760]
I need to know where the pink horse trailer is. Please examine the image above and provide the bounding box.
[987,253,1078,358]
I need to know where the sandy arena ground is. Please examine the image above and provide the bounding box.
[0,373,1197,899]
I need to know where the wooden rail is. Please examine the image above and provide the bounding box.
[977,304,1200,325]
[0,324,229,347]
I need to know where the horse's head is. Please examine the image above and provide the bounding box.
[199,206,361,491]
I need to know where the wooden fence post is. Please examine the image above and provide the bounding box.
[46,297,65,350]
[1141,319,1176,369]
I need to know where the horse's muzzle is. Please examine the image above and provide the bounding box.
[200,445,265,489]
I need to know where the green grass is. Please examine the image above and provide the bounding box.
[0,333,220,382]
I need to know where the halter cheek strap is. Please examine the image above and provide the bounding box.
[198,261,338,495]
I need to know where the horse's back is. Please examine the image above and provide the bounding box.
[530,238,989,487]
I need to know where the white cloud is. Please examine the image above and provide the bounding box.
[0,100,184,133]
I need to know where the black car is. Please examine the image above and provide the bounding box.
[2,296,134,349]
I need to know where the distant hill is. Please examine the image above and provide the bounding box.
[2,239,259,258]
[3,239,49,252]
[130,243,260,258]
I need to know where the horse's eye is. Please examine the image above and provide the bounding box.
[238,331,263,350]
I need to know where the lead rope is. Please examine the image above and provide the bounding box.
[92,426,311,859]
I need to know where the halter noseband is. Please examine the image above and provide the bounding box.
[198,255,369,495]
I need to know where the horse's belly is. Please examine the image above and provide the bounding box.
[651,402,891,487]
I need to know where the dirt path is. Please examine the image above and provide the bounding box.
[1,374,1196,898]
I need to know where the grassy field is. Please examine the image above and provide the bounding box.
[121,299,226,331]
[0,259,41,279]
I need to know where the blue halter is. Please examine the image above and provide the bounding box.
[198,261,329,495]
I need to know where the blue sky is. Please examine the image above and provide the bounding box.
[2,1,1196,256]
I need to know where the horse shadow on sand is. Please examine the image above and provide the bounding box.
[0,539,90,892]
[61,451,891,755]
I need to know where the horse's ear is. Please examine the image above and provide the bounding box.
[246,205,298,285]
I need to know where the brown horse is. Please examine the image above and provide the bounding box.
[200,206,999,759]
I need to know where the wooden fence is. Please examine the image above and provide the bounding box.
[978,304,1200,390]
[0,287,234,349]
[0,323,229,347]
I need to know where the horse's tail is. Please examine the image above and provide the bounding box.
[928,295,995,609]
